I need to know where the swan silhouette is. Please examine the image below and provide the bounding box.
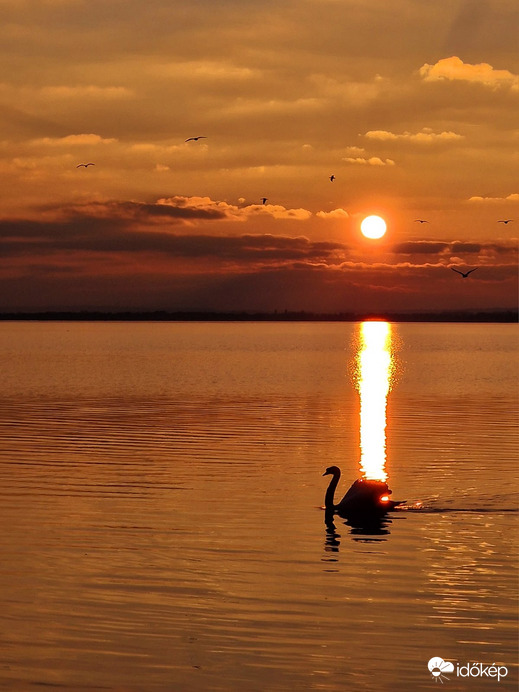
[323,466,403,521]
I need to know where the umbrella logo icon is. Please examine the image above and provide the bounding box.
[428,657,455,683]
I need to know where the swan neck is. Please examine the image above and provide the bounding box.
[325,472,340,510]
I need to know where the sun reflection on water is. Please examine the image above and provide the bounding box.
[354,320,395,482]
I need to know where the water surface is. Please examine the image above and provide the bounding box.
[0,321,517,691]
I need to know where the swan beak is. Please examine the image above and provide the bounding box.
[322,470,330,476]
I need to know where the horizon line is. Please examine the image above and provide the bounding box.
[0,309,517,323]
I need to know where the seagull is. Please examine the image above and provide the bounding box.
[414,219,428,223]
[185,136,207,142]
[261,197,268,205]
[76,163,95,168]
[451,267,478,278]
[498,219,514,224]
[330,175,335,182]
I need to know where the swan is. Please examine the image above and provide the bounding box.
[323,465,403,520]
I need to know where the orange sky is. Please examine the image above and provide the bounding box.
[1,0,517,313]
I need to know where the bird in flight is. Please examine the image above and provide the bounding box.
[76,163,95,168]
[414,219,428,223]
[185,136,207,142]
[261,197,268,205]
[329,175,335,182]
[451,267,478,278]
[498,219,514,224]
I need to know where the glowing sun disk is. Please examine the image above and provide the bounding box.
[361,215,387,239]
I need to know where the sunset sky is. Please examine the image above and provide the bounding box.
[1,0,518,313]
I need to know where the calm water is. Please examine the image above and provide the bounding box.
[0,321,517,691]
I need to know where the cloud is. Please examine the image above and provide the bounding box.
[343,146,366,156]
[39,85,134,100]
[31,134,117,147]
[154,60,259,82]
[308,73,387,105]
[220,96,324,119]
[155,196,313,221]
[364,128,464,143]
[316,208,350,220]
[468,193,519,203]
[450,241,484,254]
[393,241,449,255]
[343,157,395,166]
[7,198,514,273]
[393,239,518,260]
[0,213,345,264]
[60,198,229,223]
[1,223,516,313]
[419,56,519,90]
[242,204,313,220]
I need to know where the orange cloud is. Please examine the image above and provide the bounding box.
[343,157,395,166]
[39,85,134,100]
[31,134,117,147]
[468,193,519,203]
[156,196,312,221]
[364,128,463,143]
[419,56,519,90]
[155,60,259,82]
[316,208,350,219]
[343,146,366,156]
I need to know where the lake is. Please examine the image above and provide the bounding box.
[0,321,517,691]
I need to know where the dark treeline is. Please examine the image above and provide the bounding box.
[0,310,517,323]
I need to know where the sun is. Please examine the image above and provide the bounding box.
[361,215,387,239]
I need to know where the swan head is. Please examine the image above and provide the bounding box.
[323,465,341,477]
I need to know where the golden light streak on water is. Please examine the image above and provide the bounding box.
[355,321,394,481]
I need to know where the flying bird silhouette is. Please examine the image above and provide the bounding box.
[414,219,428,223]
[76,163,95,168]
[329,175,335,182]
[261,197,268,205]
[185,136,207,142]
[451,267,478,278]
[498,219,514,224]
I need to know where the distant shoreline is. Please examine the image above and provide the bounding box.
[0,310,517,323]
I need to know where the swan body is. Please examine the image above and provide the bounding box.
[323,465,403,521]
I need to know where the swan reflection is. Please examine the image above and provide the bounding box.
[323,511,391,553]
